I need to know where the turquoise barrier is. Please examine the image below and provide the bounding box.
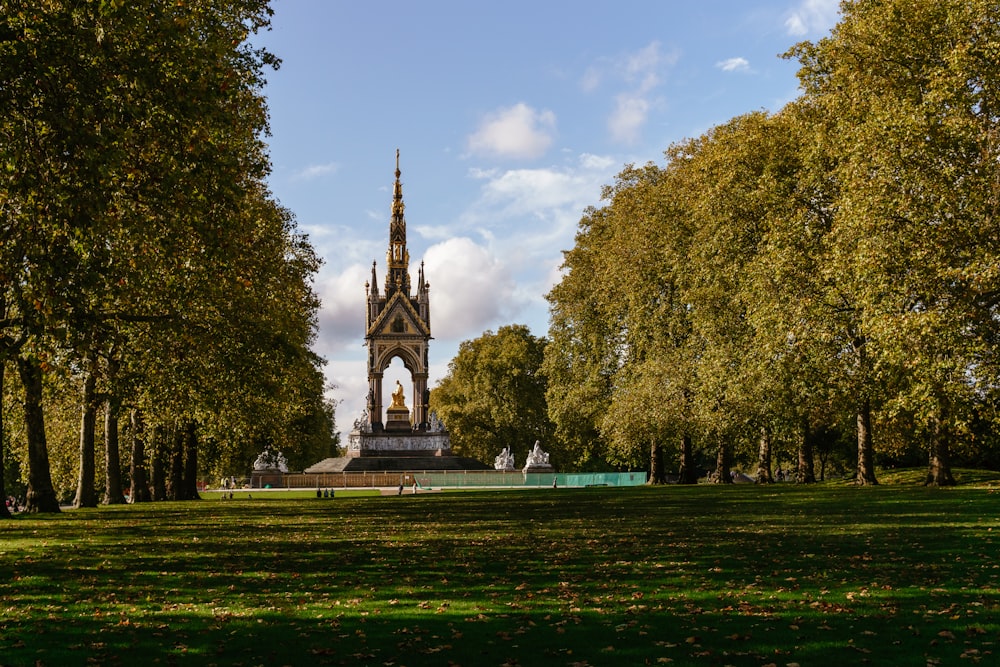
[414,471,647,489]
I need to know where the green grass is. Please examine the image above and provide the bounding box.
[2,479,999,666]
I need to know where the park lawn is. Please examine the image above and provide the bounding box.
[1,481,998,666]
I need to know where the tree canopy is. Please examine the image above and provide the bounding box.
[1,0,335,512]
[430,325,554,468]
[541,0,1000,484]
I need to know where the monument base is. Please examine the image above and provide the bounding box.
[384,406,412,432]
[347,429,451,457]
[306,429,490,473]
[302,428,491,472]
[305,454,492,472]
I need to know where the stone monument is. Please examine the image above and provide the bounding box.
[306,152,489,474]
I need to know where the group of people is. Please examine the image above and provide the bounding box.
[5,495,24,513]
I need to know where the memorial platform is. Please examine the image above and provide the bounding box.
[304,454,491,473]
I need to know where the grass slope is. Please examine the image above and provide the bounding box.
[1,482,998,666]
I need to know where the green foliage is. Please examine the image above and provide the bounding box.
[431,325,554,467]
[545,0,1000,479]
[0,0,332,509]
[1,484,999,665]
[791,0,1000,484]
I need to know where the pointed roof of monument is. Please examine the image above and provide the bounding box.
[385,149,410,298]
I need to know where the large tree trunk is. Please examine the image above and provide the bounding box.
[181,420,201,500]
[648,439,667,484]
[755,425,773,483]
[73,366,99,508]
[0,296,9,518]
[678,433,698,484]
[150,425,168,501]
[168,425,185,500]
[925,403,956,487]
[102,400,126,504]
[856,396,878,485]
[0,361,10,519]
[713,438,733,484]
[129,410,151,503]
[17,357,60,513]
[797,415,816,484]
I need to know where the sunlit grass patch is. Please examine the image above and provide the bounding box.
[1,483,998,665]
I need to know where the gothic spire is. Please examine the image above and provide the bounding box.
[386,149,410,296]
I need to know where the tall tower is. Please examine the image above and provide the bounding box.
[363,150,432,432]
[304,152,492,472]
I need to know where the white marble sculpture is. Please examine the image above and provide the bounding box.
[525,440,549,467]
[353,409,372,433]
[494,446,515,471]
[428,411,445,433]
[253,448,288,472]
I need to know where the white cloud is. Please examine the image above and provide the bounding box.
[467,166,499,180]
[580,66,602,93]
[313,263,370,357]
[461,155,616,236]
[609,94,651,145]
[622,42,665,93]
[785,0,840,36]
[717,57,751,73]
[477,168,585,215]
[580,42,670,93]
[466,103,556,160]
[291,162,339,181]
[300,223,381,266]
[324,360,369,431]
[422,238,520,340]
[579,153,617,171]
[455,154,620,305]
[412,223,456,242]
[582,41,677,146]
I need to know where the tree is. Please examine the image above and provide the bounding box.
[431,325,553,467]
[546,160,708,480]
[790,0,1000,485]
[1,0,334,506]
[544,205,622,472]
[0,358,8,519]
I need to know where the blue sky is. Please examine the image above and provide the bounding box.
[253,0,841,436]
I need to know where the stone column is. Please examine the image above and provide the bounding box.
[412,374,428,429]
[369,374,384,432]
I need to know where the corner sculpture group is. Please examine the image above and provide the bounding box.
[494,441,552,473]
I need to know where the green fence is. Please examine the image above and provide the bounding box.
[248,470,648,490]
[413,470,647,489]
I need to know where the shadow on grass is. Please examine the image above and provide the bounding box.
[1,485,998,666]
